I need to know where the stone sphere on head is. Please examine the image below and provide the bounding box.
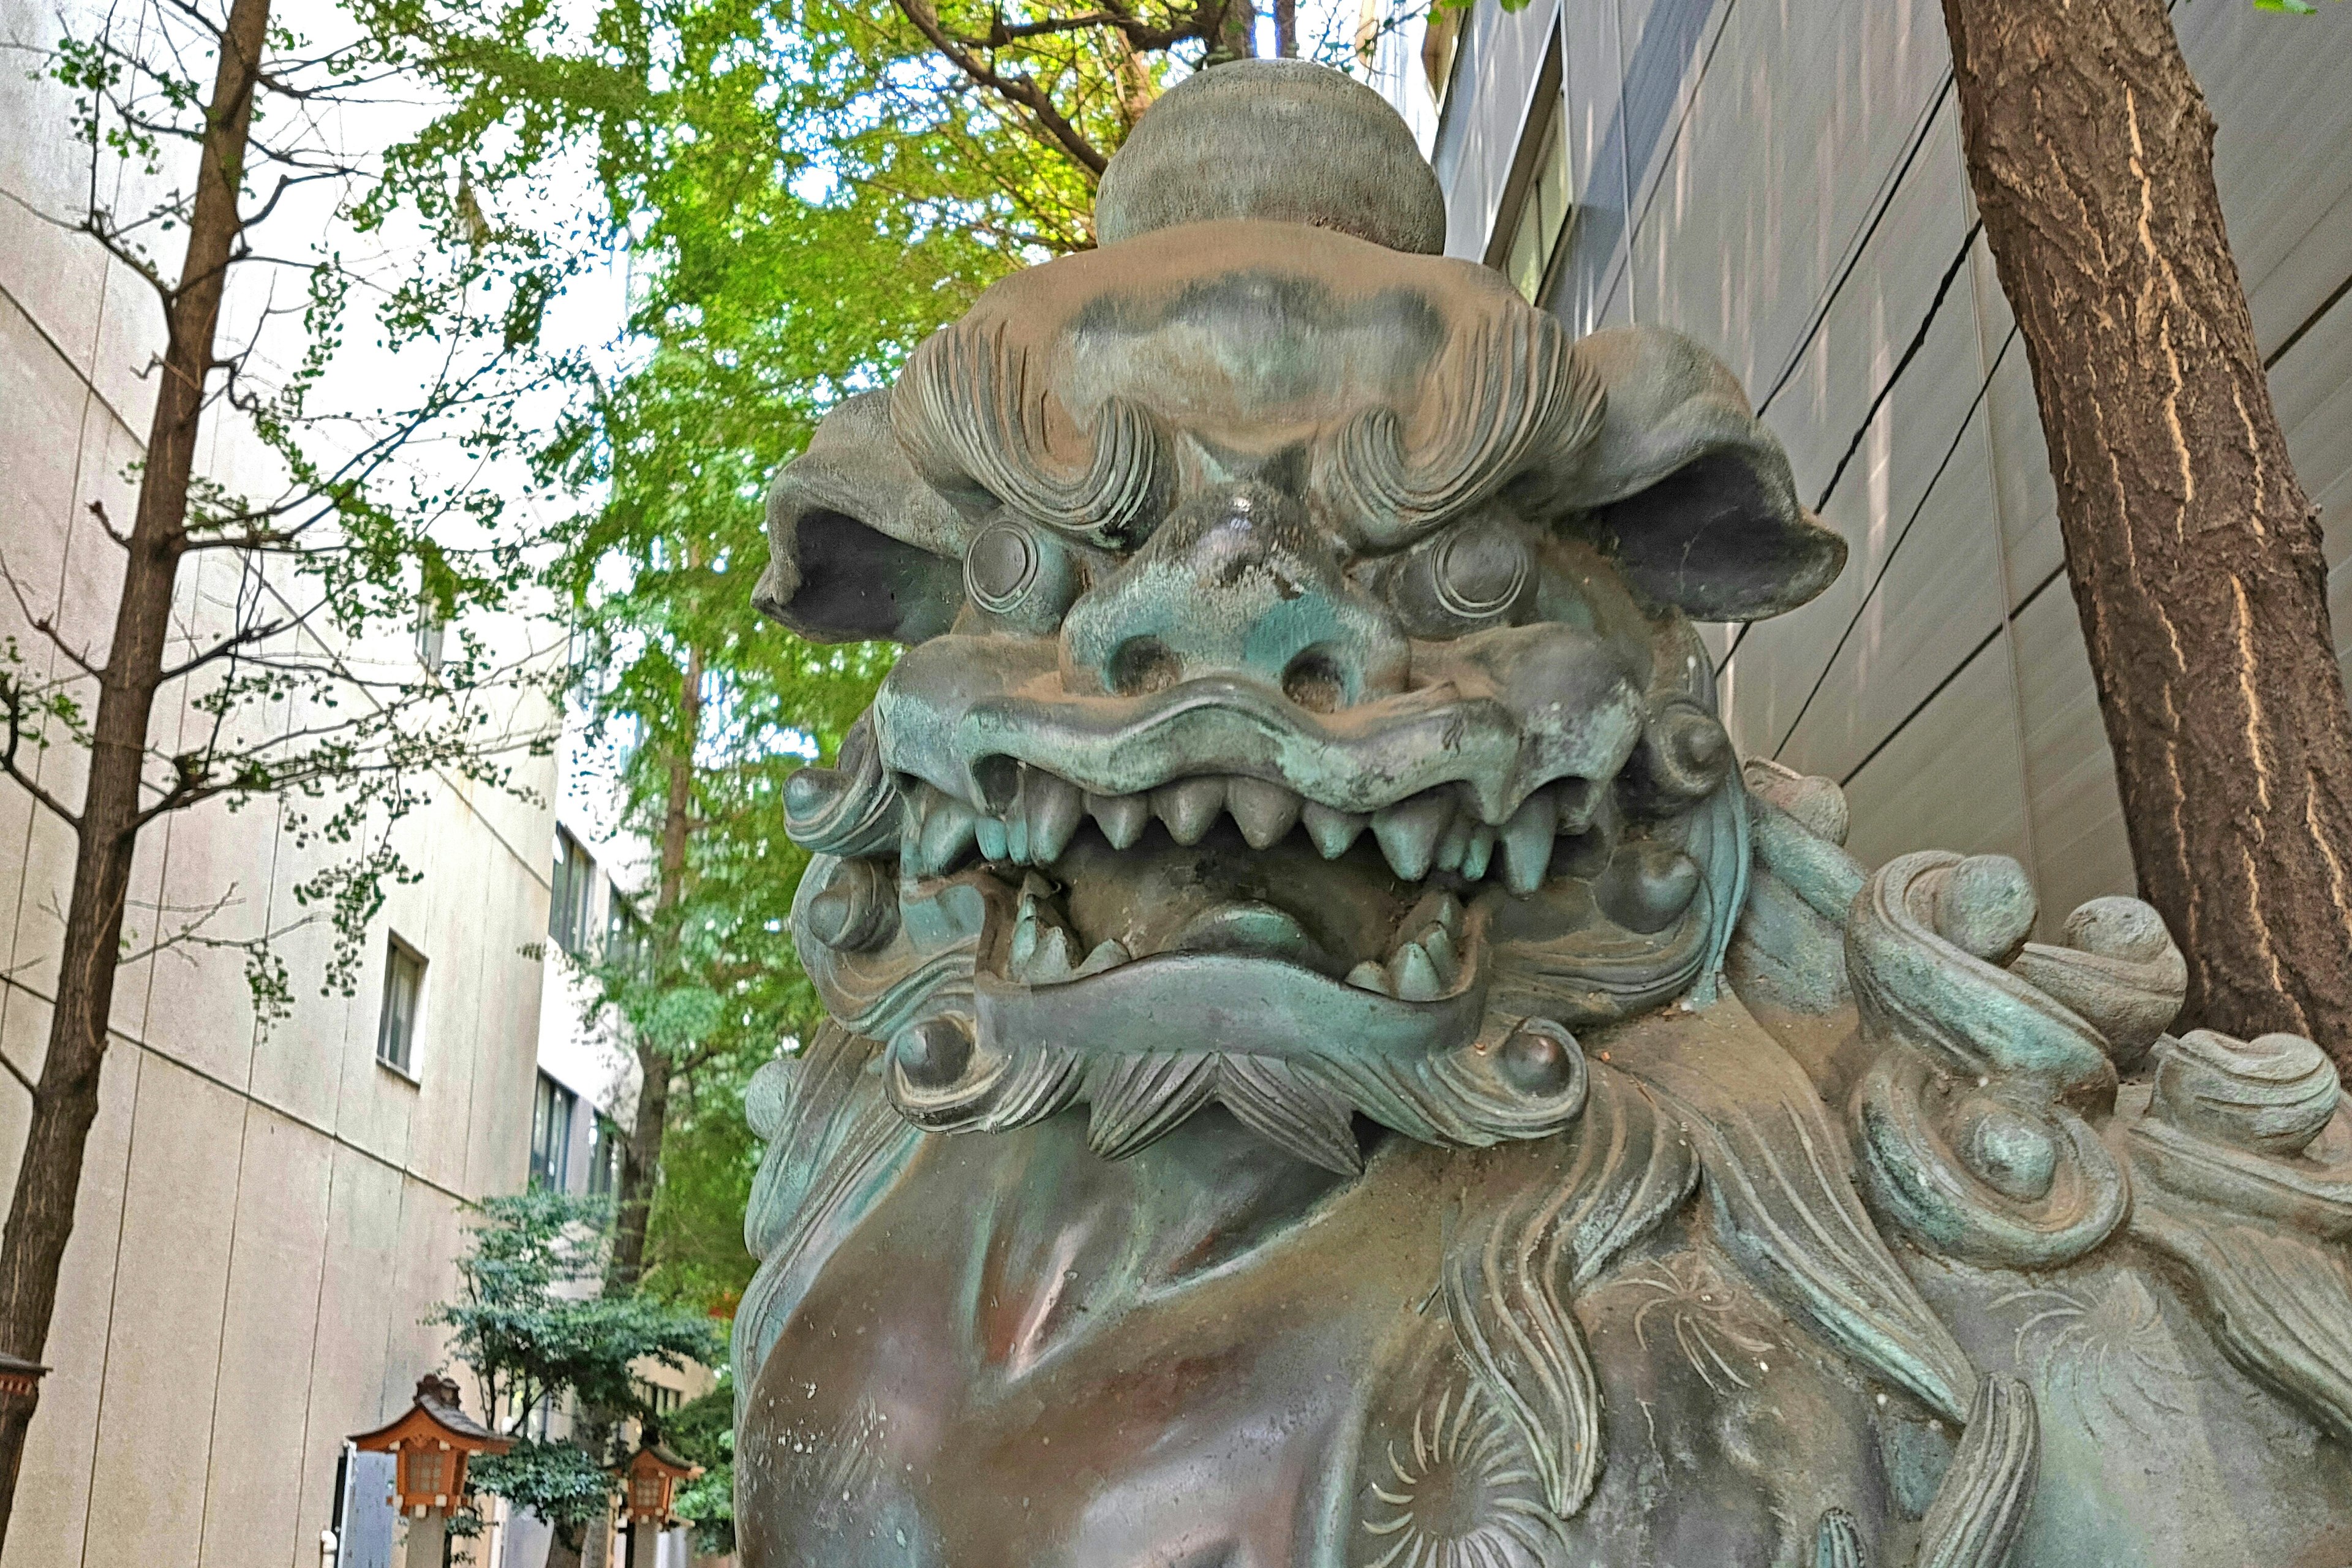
[1093,59,1447,255]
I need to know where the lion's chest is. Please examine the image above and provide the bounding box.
[734,1109,1894,1568]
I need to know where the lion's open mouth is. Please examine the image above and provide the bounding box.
[900,762,1616,997]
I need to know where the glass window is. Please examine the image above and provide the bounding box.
[376,938,425,1075]
[414,610,446,674]
[550,829,595,957]
[587,1113,624,1197]
[530,1072,576,1189]
[1502,97,1572,304]
[606,898,650,980]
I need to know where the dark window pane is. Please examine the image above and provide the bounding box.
[376,940,424,1074]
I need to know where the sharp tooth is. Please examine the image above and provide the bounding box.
[907,788,978,876]
[1010,899,1044,970]
[1371,793,1452,881]
[1419,924,1457,981]
[1227,777,1302,850]
[1024,769,1085,865]
[1087,792,1149,851]
[1154,777,1226,846]
[1301,802,1368,859]
[1009,876,1073,979]
[1432,811,1472,874]
[1499,788,1559,895]
[1461,825,1495,881]
[1555,778,1600,835]
[974,816,1009,861]
[1402,891,1461,935]
[1015,924,1079,983]
[1074,938,1131,977]
[1389,941,1445,1001]
[1345,960,1395,995]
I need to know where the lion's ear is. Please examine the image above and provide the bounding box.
[755,390,972,644]
[1536,327,1846,621]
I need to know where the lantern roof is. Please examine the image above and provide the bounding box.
[619,1442,700,1481]
[351,1374,511,1455]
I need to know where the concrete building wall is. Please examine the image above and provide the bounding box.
[1412,0,2352,929]
[0,0,563,1561]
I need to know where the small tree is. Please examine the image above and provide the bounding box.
[434,1191,722,1568]
[0,0,592,1532]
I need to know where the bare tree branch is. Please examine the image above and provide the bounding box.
[888,0,1112,175]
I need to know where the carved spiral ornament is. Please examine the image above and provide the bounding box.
[1848,852,2132,1268]
[781,715,902,859]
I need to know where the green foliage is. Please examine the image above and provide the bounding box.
[430,1190,723,1548]
[461,1439,619,1537]
[12,0,604,1028]
[662,1379,737,1555]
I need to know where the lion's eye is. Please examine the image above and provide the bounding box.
[965,519,1080,631]
[1384,515,1532,635]
[1431,521,1529,619]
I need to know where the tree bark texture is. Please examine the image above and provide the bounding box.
[606,641,699,1295]
[0,0,270,1540]
[1941,0,2352,1070]
[578,643,701,1568]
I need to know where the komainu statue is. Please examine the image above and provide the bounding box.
[732,60,2352,1567]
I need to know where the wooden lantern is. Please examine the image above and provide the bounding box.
[616,1443,702,1527]
[351,1374,512,1517]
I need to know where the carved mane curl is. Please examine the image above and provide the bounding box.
[891,318,1168,543]
[1314,304,1605,543]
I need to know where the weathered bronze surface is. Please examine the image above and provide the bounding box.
[735,60,2352,1567]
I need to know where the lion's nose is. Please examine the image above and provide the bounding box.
[1060,488,1407,710]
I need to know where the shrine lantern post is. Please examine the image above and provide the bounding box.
[614,1444,701,1567]
[350,1374,511,1568]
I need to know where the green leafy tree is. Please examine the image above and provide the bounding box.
[0,0,588,1531]
[658,1377,738,1555]
[434,1191,722,1566]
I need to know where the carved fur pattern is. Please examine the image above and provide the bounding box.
[892,317,1167,541]
[1605,998,1979,1425]
[2128,1029,2352,1441]
[1316,306,1604,542]
[1915,1378,2040,1568]
[1440,1063,1700,1520]
[779,715,902,858]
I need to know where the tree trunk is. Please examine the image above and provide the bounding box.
[1208,0,1256,65]
[1940,0,2352,1071]
[0,0,270,1539]
[606,641,699,1292]
[579,642,700,1568]
[544,1521,586,1568]
[1272,0,1295,58]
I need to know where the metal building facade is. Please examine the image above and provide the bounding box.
[1409,0,2352,928]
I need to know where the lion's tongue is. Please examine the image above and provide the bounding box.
[1164,901,1334,972]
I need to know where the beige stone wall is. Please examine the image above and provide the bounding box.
[1420,0,2352,930]
[0,0,560,1562]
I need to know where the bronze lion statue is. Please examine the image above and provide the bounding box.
[731,60,2352,1568]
